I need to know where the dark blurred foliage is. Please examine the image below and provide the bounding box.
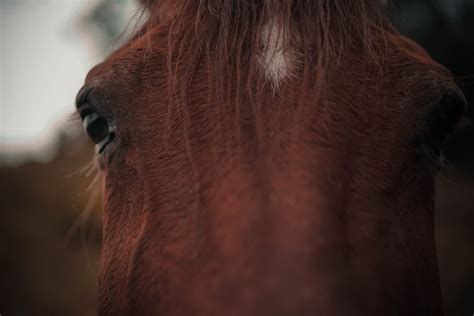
[0,1,473,315]
[81,0,134,53]
[0,129,102,316]
[86,0,129,40]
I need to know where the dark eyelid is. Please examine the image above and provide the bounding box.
[75,86,94,119]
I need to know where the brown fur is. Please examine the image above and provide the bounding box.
[78,1,465,315]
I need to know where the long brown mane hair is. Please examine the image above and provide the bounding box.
[137,0,391,157]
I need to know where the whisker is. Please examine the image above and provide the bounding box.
[87,166,103,191]
[453,75,474,85]
[67,155,99,178]
[67,111,81,124]
[453,75,474,79]
[65,163,102,246]
[457,82,474,87]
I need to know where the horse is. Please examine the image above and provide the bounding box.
[76,0,467,314]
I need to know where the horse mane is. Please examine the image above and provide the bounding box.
[139,0,391,156]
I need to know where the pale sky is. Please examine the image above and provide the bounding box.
[0,0,138,164]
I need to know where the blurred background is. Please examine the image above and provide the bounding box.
[0,0,473,315]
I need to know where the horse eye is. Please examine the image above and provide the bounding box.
[425,93,467,156]
[82,112,110,144]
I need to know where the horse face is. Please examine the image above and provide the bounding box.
[77,4,466,315]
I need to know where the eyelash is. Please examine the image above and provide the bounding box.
[68,111,82,124]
